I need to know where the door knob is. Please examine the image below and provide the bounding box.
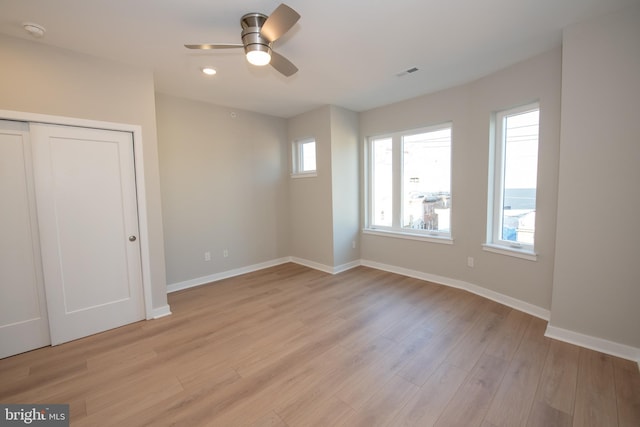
[129,235,137,242]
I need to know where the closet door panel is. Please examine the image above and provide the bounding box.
[30,124,144,345]
[0,121,50,359]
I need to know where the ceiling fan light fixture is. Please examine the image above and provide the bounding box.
[245,47,271,66]
[185,3,299,76]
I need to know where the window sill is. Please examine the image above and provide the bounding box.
[363,228,453,245]
[482,243,537,261]
[290,171,317,179]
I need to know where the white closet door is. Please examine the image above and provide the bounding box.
[30,124,145,345]
[0,120,51,359]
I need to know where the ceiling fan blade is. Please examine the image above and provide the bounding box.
[184,43,244,50]
[270,51,298,77]
[260,3,300,42]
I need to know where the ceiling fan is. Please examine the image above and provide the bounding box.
[185,3,300,77]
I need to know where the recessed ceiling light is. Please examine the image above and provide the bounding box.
[23,22,46,38]
[201,67,217,76]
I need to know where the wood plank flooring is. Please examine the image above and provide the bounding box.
[1,263,638,426]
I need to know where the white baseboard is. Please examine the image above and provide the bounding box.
[360,259,551,321]
[333,259,362,274]
[165,256,638,368]
[545,324,640,369]
[150,305,172,319]
[288,257,334,274]
[290,257,360,274]
[166,257,291,293]
[168,256,549,318]
[167,256,361,294]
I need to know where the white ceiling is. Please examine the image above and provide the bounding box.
[0,0,636,118]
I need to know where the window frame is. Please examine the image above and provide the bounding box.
[365,122,453,244]
[291,137,317,178]
[485,102,540,260]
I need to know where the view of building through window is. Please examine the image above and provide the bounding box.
[402,128,451,233]
[369,124,452,237]
[497,107,539,246]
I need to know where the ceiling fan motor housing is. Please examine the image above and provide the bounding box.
[240,13,272,56]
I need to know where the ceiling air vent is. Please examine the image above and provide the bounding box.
[396,67,419,77]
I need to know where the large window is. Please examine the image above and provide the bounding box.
[367,123,452,240]
[487,103,539,255]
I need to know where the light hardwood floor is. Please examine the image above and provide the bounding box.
[1,263,638,426]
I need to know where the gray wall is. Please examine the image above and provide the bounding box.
[0,34,168,311]
[550,5,640,349]
[360,47,562,311]
[155,94,290,285]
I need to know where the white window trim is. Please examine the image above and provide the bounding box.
[486,101,539,259]
[364,122,453,241]
[290,171,317,178]
[482,243,537,261]
[363,228,454,245]
[291,137,317,178]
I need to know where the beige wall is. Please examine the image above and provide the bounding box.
[360,47,562,311]
[4,6,635,357]
[330,106,360,267]
[0,35,168,311]
[155,94,289,285]
[550,5,640,349]
[286,105,360,269]
[287,106,335,266]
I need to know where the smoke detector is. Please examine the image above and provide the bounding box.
[23,22,46,38]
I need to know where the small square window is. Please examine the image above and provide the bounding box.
[292,138,317,177]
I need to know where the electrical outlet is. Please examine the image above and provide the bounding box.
[223,249,229,258]
[467,257,474,268]
[352,240,356,249]
[204,251,211,261]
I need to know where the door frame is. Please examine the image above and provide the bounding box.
[0,109,154,320]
